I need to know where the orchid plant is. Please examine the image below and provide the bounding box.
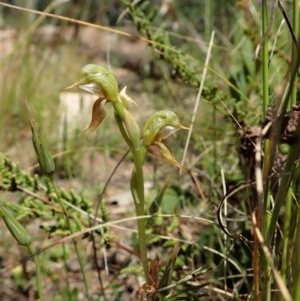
[67,64,188,288]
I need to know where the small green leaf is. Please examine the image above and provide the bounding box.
[159,242,181,296]
[148,177,170,215]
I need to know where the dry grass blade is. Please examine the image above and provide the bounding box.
[180,30,215,169]
[252,212,292,301]
[216,182,253,242]
[155,266,211,295]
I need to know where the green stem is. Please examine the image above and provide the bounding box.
[291,0,299,298]
[49,175,91,301]
[114,111,132,148]
[293,206,300,300]
[131,150,150,284]
[261,1,270,300]
[261,0,270,233]
[291,0,299,107]
[27,244,44,301]
[280,186,292,294]
[131,149,145,206]
[62,243,72,301]
[114,106,150,283]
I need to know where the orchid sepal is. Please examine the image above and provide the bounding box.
[66,64,119,102]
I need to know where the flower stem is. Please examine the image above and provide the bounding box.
[114,108,150,283]
[131,149,150,284]
[48,175,91,301]
[27,244,44,301]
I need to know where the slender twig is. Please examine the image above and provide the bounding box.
[216,182,253,243]
[93,149,130,222]
[181,30,215,169]
[254,134,263,301]
[277,1,298,49]
[260,1,271,299]
[154,266,211,294]
[220,168,227,291]
[269,19,285,66]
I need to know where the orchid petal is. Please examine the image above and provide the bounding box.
[119,86,137,109]
[154,141,185,170]
[80,97,106,139]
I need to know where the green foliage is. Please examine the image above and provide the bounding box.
[100,199,111,223]
[60,287,78,301]
[49,244,71,262]
[0,153,93,238]
[120,265,142,275]
[122,0,201,87]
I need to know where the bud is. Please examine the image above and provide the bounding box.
[142,111,188,169]
[0,204,32,247]
[30,119,55,175]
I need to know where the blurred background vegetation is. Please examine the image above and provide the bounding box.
[0,0,299,300]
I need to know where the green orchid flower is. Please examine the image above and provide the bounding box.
[66,64,136,139]
[142,110,188,169]
[66,64,119,101]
